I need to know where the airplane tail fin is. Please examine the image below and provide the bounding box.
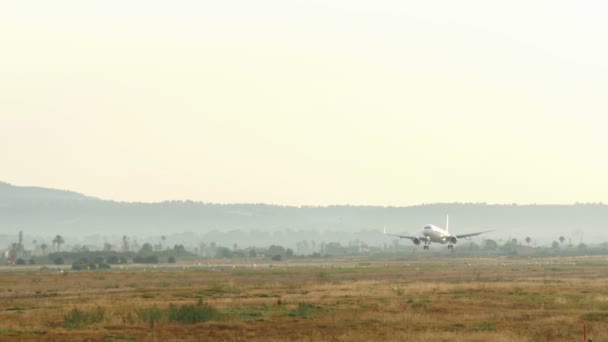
[446,214,449,233]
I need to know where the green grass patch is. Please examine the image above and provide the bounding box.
[470,321,496,332]
[406,298,430,309]
[63,306,106,329]
[201,282,241,295]
[104,333,137,341]
[284,302,319,319]
[136,300,223,326]
[225,305,272,321]
[581,311,608,321]
[167,300,223,324]
[136,306,165,328]
[316,271,330,283]
[4,307,27,311]
[0,329,42,335]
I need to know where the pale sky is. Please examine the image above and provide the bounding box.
[2,1,608,205]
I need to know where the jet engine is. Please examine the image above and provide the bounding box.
[412,238,421,245]
[448,236,458,244]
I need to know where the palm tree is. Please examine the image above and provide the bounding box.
[122,235,129,252]
[559,236,565,247]
[525,236,531,246]
[40,243,48,256]
[52,235,65,252]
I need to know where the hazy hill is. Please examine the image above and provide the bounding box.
[1,181,608,244]
[0,181,93,201]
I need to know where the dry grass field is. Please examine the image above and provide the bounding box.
[1,256,608,341]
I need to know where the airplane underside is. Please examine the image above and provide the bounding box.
[421,239,454,250]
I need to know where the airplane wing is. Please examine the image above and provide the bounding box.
[383,227,419,240]
[385,233,420,240]
[455,230,493,239]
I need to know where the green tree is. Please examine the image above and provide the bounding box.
[525,236,531,245]
[558,236,565,246]
[266,245,286,259]
[139,243,154,255]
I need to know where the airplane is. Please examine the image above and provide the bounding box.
[383,215,492,250]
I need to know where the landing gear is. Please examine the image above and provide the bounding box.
[448,244,454,250]
[423,243,430,250]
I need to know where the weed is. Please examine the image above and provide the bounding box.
[581,311,608,321]
[225,305,270,321]
[104,333,136,340]
[470,321,496,332]
[136,306,164,328]
[509,287,526,295]
[167,299,222,324]
[285,302,318,318]
[63,306,106,329]
[5,307,26,311]
[0,329,42,335]
[205,282,240,295]
[406,298,430,309]
[316,271,329,283]
[121,312,136,325]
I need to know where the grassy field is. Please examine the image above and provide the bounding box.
[1,256,608,341]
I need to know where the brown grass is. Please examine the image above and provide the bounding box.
[1,256,607,341]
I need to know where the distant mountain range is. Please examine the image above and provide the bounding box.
[1,181,608,245]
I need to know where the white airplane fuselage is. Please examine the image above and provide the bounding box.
[422,224,451,244]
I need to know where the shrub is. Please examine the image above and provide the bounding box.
[71,263,85,271]
[54,257,64,265]
[107,255,128,264]
[133,255,159,264]
[168,256,176,263]
[15,258,26,265]
[107,255,119,264]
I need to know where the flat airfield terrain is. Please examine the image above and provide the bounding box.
[1,256,608,341]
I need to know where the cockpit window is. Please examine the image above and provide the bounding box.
[424,225,432,229]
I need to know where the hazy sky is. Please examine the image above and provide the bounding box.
[2,1,608,205]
